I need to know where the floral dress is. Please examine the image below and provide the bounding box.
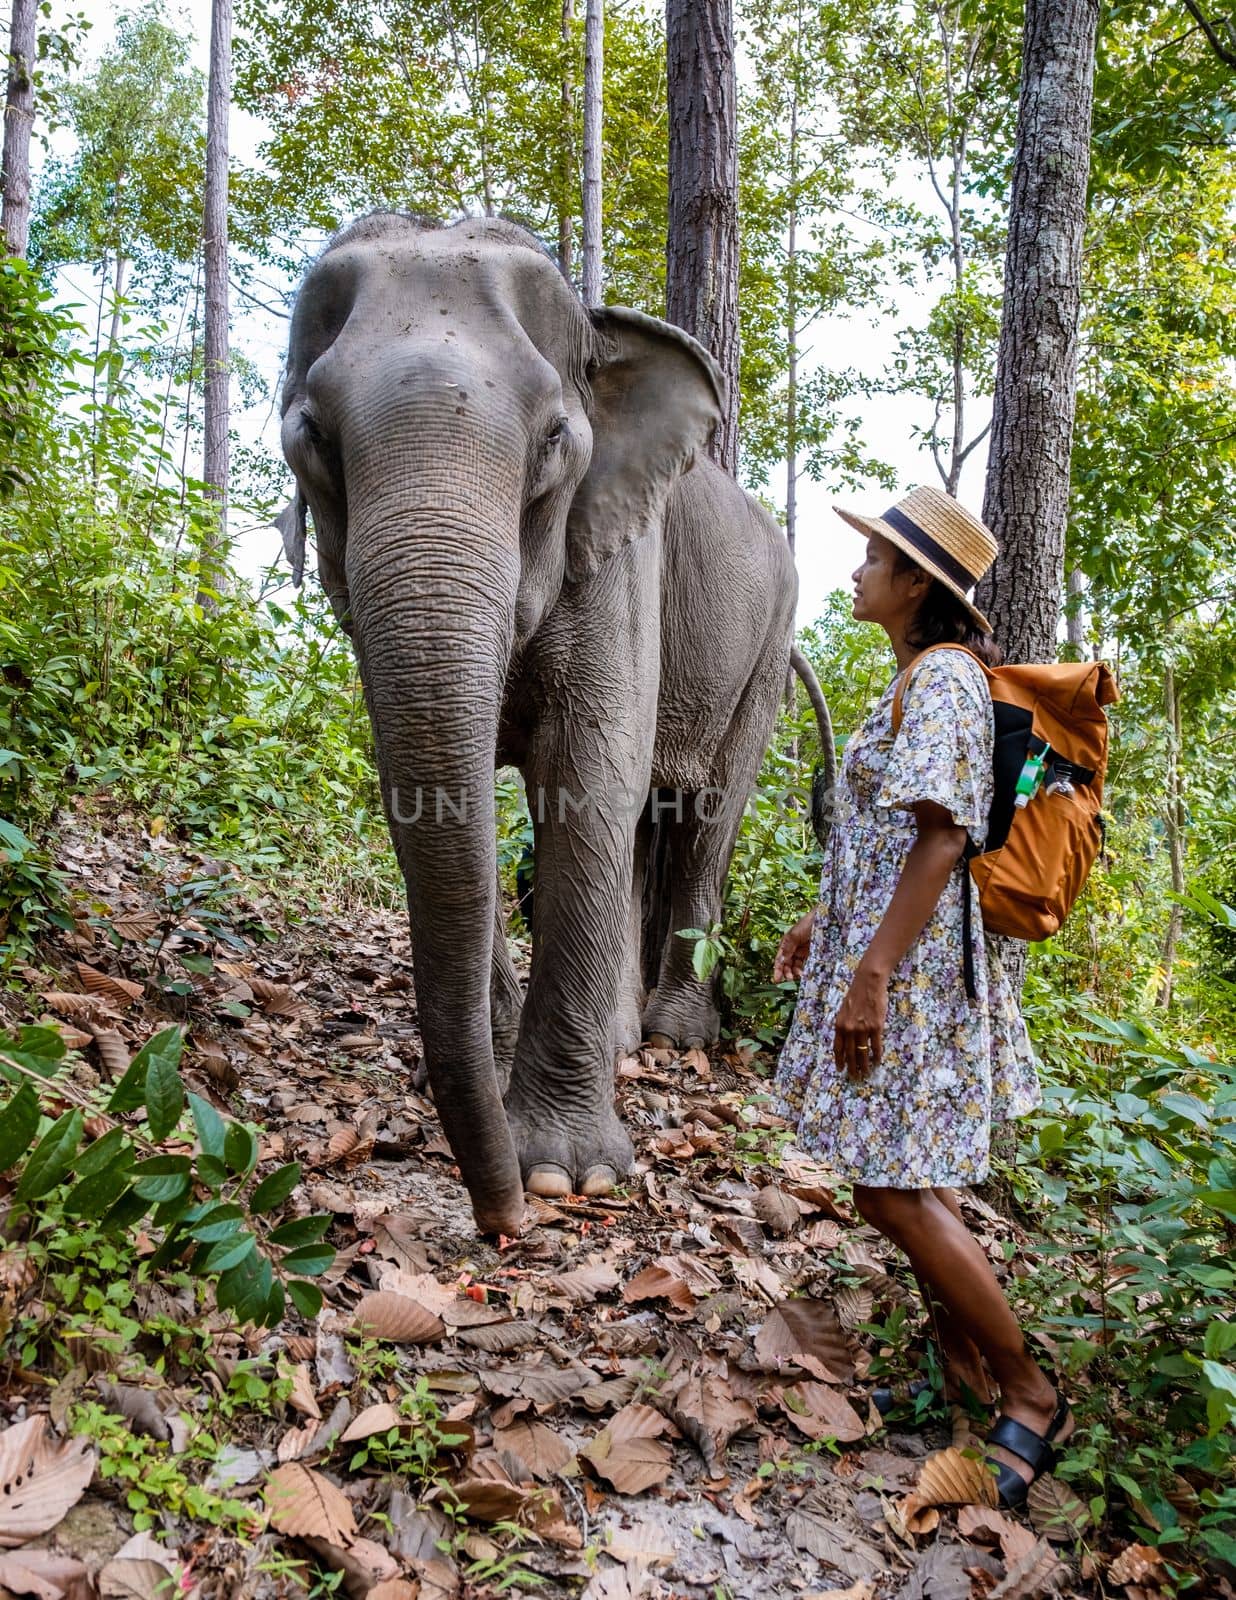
[772,648,1039,1189]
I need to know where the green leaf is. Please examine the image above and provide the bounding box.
[72,1125,132,1180]
[100,1185,148,1233]
[202,1231,256,1273]
[0,1081,41,1171]
[14,1108,83,1201]
[264,1280,286,1329]
[217,1248,273,1325]
[287,1279,324,1319]
[106,1026,185,1114]
[249,1162,301,1215]
[196,1153,228,1191]
[279,1242,334,1277]
[0,1026,67,1080]
[63,1161,137,1218]
[267,1214,332,1248]
[189,1093,227,1160]
[223,1121,258,1178]
[131,1153,192,1203]
[144,1036,185,1143]
[187,1201,245,1242]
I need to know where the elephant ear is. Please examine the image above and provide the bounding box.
[566,307,724,582]
[274,492,307,587]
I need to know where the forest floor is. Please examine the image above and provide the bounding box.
[0,802,1161,1600]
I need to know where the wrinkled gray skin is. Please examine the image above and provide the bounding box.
[279,213,818,1237]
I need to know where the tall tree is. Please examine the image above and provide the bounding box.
[975,0,1100,663]
[557,0,575,283]
[581,0,603,303]
[201,0,231,590]
[1,0,35,256]
[666,0,740,472]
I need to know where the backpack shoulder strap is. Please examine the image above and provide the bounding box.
[891,643,981,735]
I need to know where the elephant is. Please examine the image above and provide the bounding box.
[277,212,833,1237]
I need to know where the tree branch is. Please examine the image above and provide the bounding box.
[1181,0,1236,66]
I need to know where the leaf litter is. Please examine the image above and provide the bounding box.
[0,811,1148,1596]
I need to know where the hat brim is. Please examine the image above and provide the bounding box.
[835,506,993,636]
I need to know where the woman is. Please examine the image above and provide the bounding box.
[773,486,1071,1508]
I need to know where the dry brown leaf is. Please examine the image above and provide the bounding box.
[915,1446,998,1508]
[51,1022,93,1051]
[364,1213,433,1274]
[754,1297,855,1381]
[38,991,114,1023]
[779,1380,867,1443]
[803,1584,876,1600]
[582,1404,674,1494]
[0,1547,91,1600]
[285,1333,316,1362]
[990,1536,1069,1598]
[109,910,160,942]
[481,1363,597,1411]
[492,1419,575,1481]
[457,1320,540,1354]
[97,1531,181,1600]
[662,1371,756,1476]
[340,1403,404,1443]
[958,1504,1039,1566]
[76,964,144,1008]
[1108,1545,1165,1588]
[786,1490,884,1578]
[582,1566,660,1600]
[753,1185,800,1235]
[368,1582,422,1600]
[437,1471,580,1545]
[834,1284,874,1332]
[548,1262,621,1303]
[286,1361,321,1420]
[352,1292,446,1344]
[0,1415,96,1548]
[895,1494,940,1537]
[89,1026,131,1079]
[248,976,314,1020]
[575,1374,640,1414]
[265,1461,357,1544]
[802,1219,844,1250]
[277,1420,319,1463]
[1025,1474,1091,1544]
[622,1263,695,1310]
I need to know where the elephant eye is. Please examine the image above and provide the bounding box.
[545,416,568,446]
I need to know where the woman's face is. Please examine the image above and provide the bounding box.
[851,533,924,627]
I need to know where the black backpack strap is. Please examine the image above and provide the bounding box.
[961,841,978,1002]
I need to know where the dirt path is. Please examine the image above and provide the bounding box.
[0,807,1094,1599]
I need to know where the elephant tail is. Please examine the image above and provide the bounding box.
[789,646,837,852]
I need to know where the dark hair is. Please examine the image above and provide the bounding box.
[893,549,1004,667]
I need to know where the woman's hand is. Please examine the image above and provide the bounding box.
[833,964,890,1076]
[773,911,816,984]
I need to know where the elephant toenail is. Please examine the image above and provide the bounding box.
[647,1032,677,1050]
[580,1165,617,1197]
[526,1164,573,1198]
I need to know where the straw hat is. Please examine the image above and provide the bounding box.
[835,485,996,634]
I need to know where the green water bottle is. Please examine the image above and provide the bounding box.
[1014,747,1048,809]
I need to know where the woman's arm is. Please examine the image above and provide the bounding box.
[833,800,967,1076]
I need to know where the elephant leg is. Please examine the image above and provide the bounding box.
[615,801,652,1056]
[490,887,523,1093]
[643,657,786,1049]
[503,590,657,1198]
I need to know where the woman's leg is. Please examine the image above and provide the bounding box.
[853,1183,1068,1486]
[919,1188,994,1404]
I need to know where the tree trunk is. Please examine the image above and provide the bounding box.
[1064,562,1086,655]
[581,0,603,305]
[1,0,35,258]
[1157,657,1185,1008]
[665,0,739,474]
[974,0,1099,664]
[558,0,575,285]
[104,253,127,408]
[200,0,231,603]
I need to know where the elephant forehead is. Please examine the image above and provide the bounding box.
[324,232,591,390]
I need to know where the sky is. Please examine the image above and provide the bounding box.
[53,0,992,627]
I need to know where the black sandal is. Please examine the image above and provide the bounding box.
[986,1394,1071,1508]
[872,1376,934,1417]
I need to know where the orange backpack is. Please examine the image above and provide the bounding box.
[892,644,1119,990]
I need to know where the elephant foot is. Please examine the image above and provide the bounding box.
[642,992,720,1053]
[506,1098,634,1200]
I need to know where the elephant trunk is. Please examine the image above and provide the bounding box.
[346,502,524,1236]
